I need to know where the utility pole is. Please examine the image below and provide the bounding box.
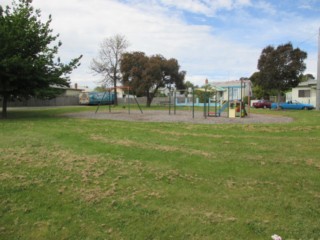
[317,27,320,110]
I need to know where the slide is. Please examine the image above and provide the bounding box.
[218,101,229,116]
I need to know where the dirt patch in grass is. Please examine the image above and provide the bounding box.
[65,110,293,124]
[90,134,215,158]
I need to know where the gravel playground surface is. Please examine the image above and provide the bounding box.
[65,109,293,124]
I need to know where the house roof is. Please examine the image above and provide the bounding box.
[297,79,317,87]
[209,80,252,88]
[196,86,226,92]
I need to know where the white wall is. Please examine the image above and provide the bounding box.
[292,88,316,106]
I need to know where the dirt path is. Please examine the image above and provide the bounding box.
[65,110,293,124]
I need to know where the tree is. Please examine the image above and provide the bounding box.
[185,81,194,89]
[0,0,82,118]
[257,42,307,104]
[182,81,195,97]
[299,73,315,82]
[90,34,129,105]
[93,85,107,92]
[249,72,271,99]
[121,52,186,107]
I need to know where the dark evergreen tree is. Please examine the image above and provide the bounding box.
[0,0,82,118]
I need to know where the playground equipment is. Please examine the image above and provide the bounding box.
[169,87,195,117]
[228,100,247,118]
[90,80,250,120]
[168,80,249,119]
[167,86,225,118]
[95,86,143,114]
[225,80,249,118]
[196,86,224,118]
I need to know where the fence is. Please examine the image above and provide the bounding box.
[3,96,80,107]
[117,97,171,106]
[3,96,174,107]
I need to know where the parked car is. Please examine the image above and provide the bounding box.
[253,100,272,109]
[271,100,315,110]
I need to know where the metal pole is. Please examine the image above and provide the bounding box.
[95,91,107,114]
[108,89,111,113]
[134,96,143,114]
[207,92,210,117]
[316,27,320,110]
[241,81,243,118]
[204,88,207,118]
[215,91,218,117]
[227,87,230,118]
[192,87,195,119]
[248,81,251,117]
[174,90,176,115]
[127,88,130,114]
[239,85,241,118]
[169,89,171,115]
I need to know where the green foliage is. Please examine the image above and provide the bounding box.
[299,73,315,82]
[250,72,270,99]
[194,89,213,103]
[0,0,82,118]
[184,81,195,89]
[93,86,107,92]
[243,96,248,105]
[256,43,307,101]
[1,107,320,239]
[121,52,186,107]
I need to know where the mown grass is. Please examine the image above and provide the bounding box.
[1,106,320,239]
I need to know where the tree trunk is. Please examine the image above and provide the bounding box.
[1,94,8,119]
[113,79,118,105]
[277,91,281,110]
[146,92,154,107]
[146,96,152,107]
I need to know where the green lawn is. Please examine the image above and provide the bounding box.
[1,107,320,239]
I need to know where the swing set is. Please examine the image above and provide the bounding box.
[95,86,143,114]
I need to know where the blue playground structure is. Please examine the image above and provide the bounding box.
[167,81,248,119]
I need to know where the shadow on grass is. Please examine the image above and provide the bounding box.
[0,106,94,120]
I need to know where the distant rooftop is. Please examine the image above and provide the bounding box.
[209,80,251,87]
[297,79,317,87]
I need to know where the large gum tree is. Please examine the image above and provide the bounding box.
[257,42,307,105]
[121,52,186,107]
[0,0,82,118]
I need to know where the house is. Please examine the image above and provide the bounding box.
[209,80,252,101]
[54,83,90,96]
[288,79,317,106]
[64,87,83,97]
[5,83,87,107]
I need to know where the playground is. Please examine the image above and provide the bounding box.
[66,109,293,124]
[72,83,293,124]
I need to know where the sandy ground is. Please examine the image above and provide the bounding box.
[65,109,293,124]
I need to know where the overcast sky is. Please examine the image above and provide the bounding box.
[2,0,320,88]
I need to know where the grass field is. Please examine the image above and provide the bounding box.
[1,107,320,239]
